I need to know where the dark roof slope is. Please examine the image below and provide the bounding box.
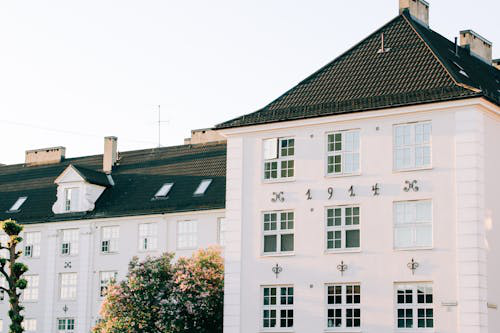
[71,165,111,187]
[0,142,226,224]
[216,11,499,129]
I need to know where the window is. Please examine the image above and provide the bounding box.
[155,183,174,198]
[8,196,27,212]
[177,221,197,249]
[263,211,294,254]
[23,275,39,301]
[394,122,431,170]
[101,226,119,253]
[263,137,295,180]
[60,273,77,300]
[64,188,79,212]
[262,286,294,329]
[326,284,361,329]
[327,130,360,175]
[0,276,6,301]
[61,229,79,256]
[326,206,360,251]
[138,223,158,251]
[24,231,41,258]
[0,233,9,259]
[394,201,432,249]
[100,271,117,297]
[57,318,75,332]
[194,179,212,196]
[218,218,226,246]
[396,283,433,329]
[22,319,37,332]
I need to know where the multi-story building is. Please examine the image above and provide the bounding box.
[0,135,226,332]
[217,1,499,332]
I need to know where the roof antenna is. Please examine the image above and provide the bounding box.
[378,33,390,53]
[157,105,170,148]
[454,37,459,56]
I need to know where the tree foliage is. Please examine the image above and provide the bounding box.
[93,247,224,333]
[0,219,28,333]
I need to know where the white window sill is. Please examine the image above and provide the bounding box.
[325,248,362,254]
[263,178,296,184]
[325,172,361,179]
[393,247,433,252]
[393,166,432,173]
[260,252,295,258]
[324,329,361,333]
[260,329,294,333]
[137,249,159,253]
[100,251,119,256]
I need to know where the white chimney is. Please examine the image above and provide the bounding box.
[103,136,117,173]
[399,0,429,27]
[25,147,66,166]
[460,30,493,64]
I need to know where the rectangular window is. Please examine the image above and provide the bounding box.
[101,226,119,253]
[0,276,6,301]
[24,231,41,258]
[60,273,77,300]
[263,211,294,254]
[100,271,117,297]
[138,223,158,251]
[326,284,361,329]
[262,286,294,329]
[394,201,432,249]
[263,138,295,180]
[394,122,431,170]
[64,188,79,212]
[177,221,198,249]
[0,234,9,259]
[23,275,39,301]
[155,183,174,198]
[194,179,212,196]
[327,130,360,175]
[61,229,79,256]
[326,206,360,250]
[9,196,27,212]
[396,283,433,329]
[22,319,37,332]
[57,318,75,332]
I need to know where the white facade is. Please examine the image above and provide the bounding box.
[0,209,224,332]
[221,99,500,332]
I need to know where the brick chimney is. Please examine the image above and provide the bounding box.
[103,136,117,173]
[25,147,66,166]
[399,0,429,27]
[460,30,493,64]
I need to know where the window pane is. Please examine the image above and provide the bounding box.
[264,235,277,253]
[280,234,294,252]
[345,230,360,248]
[415,225,432,247]
[395,227,412,248]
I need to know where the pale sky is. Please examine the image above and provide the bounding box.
[0,0,498,165]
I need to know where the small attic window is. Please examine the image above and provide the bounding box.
[453,61,469,78]
[8,197,27,212]
[194,179,212,196]
[155,183,174,198]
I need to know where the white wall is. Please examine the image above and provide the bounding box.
[0,209,224,333]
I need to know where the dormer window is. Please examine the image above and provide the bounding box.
[64,188,78,212]
[155,183,174,198]
[8,197,27,212]
[194,179,212,196]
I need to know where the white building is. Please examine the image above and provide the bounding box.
[217,1,500,333]
[0,135,226,332]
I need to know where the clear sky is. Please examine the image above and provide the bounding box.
[0,0,498,165]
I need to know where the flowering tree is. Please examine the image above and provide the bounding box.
[0,219,29,333]
[93,247,224,333]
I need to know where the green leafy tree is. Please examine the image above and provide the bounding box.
[0,219,29,333]
[93,247,224,333]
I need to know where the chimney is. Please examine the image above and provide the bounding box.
[399,0,429,27]
[25,146,66,166]
[460,30,493,64]
[493,59,500,70]
[103,136,117,173]
[184,128,226,145]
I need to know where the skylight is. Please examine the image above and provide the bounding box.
[194,179,213,196]
[8,197,27,212]
[155,183,174,198]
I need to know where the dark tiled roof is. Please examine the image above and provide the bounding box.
[0,142,226,224]
[71,165,111,187]
[216,12,499,129]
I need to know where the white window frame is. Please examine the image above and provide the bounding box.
[101,226,119,254]
[8,196,27,212]
[193,179,213,196]
[138,223,158,252]
[393,121,432,171]
[325,206,361,252]
[60,229,79,256]
[263,137,295,181]
[261,285,294,330]
[395,283,434,331]
[394,200,433,250]
[262,211,294,256]
[326,130,360,176]
[154,183,174,198]
[60,273,77,300]
[22,318,37,332]
[0,233,9,259]
[0,319,3,332]
[22,275,39,302]
[325,283,361,330]
[99,271,118,298]
[0,276,6,301]
[57,317,75,332]
[64,188,79,212]
[24,231,41,258]
[177,220,198,250]
[217,218,226,247]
